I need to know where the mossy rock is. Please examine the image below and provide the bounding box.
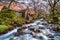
[0,25,8,34]
[17,28,24,35]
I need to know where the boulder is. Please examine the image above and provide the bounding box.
[28,27,35,32]
[17,28,24,35]
[34,29,41,33]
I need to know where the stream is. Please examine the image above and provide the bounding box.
[0,18,60,40]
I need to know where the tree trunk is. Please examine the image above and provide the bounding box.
[8,0,14,8]
[25,9,29,20]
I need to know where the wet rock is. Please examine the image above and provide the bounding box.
[31,29,42,38]
[39,36,43,39]
[39,27,45,29]
[34,29,41,33]
[21,26,27,30]
[42,23,48,26]
[17,28,24,35]
[28,27,35,32]
[30,32,33,35]
[17,26,28,35]
[49,24,53,27]
[13,32,20,36]
[47,34,54,38]
[52,26,60,32]
[31,32,36,38]
[28,25,33,28]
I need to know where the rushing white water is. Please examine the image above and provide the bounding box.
[0,18,60,40]
[0,27,19,39]
[40,33,48,40]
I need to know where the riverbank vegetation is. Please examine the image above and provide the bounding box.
[0,0,60,34]
[0,8,26,34]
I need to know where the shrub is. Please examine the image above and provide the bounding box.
[0,8,26,27]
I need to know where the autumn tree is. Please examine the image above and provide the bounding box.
[31,0,40,18]
[31,0,49,19]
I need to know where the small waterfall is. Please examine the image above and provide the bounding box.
[0,27,19,39]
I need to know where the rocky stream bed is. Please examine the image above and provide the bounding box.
[0,18,60,40]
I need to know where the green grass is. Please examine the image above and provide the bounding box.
[0,25,8,32]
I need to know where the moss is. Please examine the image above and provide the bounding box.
[0,25,8,32]
[12,16,25,26]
